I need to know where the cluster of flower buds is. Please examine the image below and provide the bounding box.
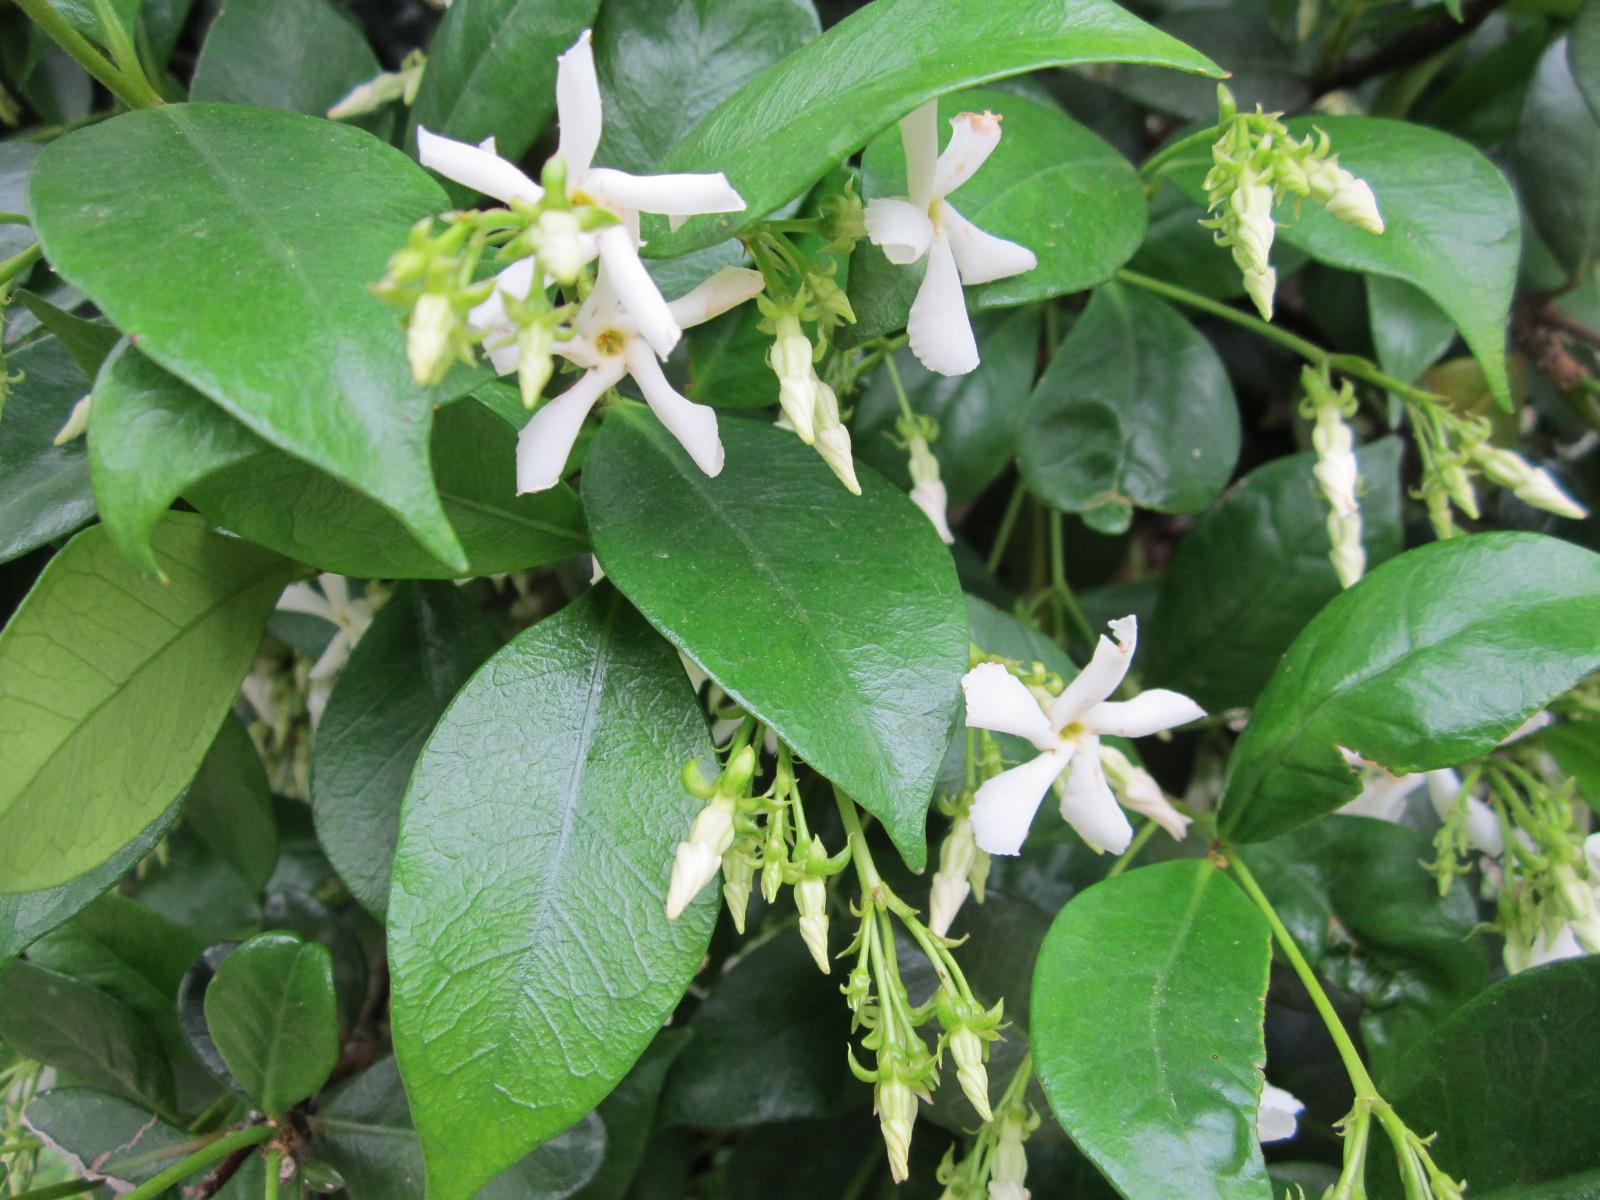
[760,289,860,494]
[935,1076,1040,1200]
[928,797,989,936]
[665,744,756,920]
[897,412,955,543]
[1469,440,1588,521]
[934,989,1003,1119]
[1203,85,1384,320]
[327,49,426,121]
[1412,405,1587,538]
[848,1015,938,1181]
[373,214,494,387]
[1300,368,1366,588]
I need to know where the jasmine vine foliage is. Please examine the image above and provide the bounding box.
[5,4,1600,1200]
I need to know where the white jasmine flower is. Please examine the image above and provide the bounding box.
[961,617,1204,856]
[864,103,1036,376]
[511,264,763,492]
[417,30,745,357]
[1255,1082,1305,1143]
[276,574,376,681]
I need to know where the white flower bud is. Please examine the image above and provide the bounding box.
[1472,445,1587,520]
[407,292,456,386]
[1228,176,1276,275]
[777,375,818,444]
[665,795,736,919]
[1099,744,1190,841]
[1311,404,1359,516]
[1327,508,1366,589]
[52,392,93,445]
[876,1076,919,1182]
[812,381,861,495]
[795,875,830,974]
[770,314,819,443]
[948,1026,992,1120]
[1242,264,1276,321]
[534,210,590,285]
[930,817,978,936]
[517,319,554,407]
[1306,158,1384,234]
[990,1112,1030,1197]
[908,436,955,543]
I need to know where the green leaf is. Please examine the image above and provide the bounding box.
[204,931,340,1115]
[46,0,143,50]
[1238,816,1488,1074]
[312,1056,608,1200]
[188,397,589,578]
[1145,438,1404,713]
[1018,281,1240,534]
[1110,11,1306,123]
[23,1088,196,1188]
[0,514,289,892]
[1515,38,1600,278]
[388,586,718,1200]
[311,581,500,915]
[191,0,383,116]
[0,799,179,960]
[593,0,820,173]
[0,335,94,564]
[1031,859,1274,1200]
[572,1031,693,1200]
[0,959,174,1113]
[1366,278,1455,386]
[1220,533,1600,845]
[1373,958,1600,1200]
[1570,0,1600,123]
[649,0,1221,254]
[15,290,120,377]
[659,934,858,1129]
[184,714,278,894]
[851,308,1040,505]
[851,86,1145,323]
[583,406,968,869]
[408,0,599,200]
[28,104,471,570]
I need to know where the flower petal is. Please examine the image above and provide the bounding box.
[942,203,1036,285]
[960,662,1055,750]
[1100,744,1190,841]
[910,479,955,543]
[906,232,978,376]
[931,111,1002,199]
[468,258,538,374]
[1080,689,1206,738]
[1256,1084,1304,1144]
[555,30,602,181]
[625,341,725,477]
[900,99,940,208]
[416,127,542,205]
[665,266,765,330]
[596,225,681,357]
[863,197,934,266]
[1058,736,1133,854]
[1050,616,1137,727]
[970,747,1073,856]
[276,582,334,622]
[515,361,624,493]
[585,167,745,217]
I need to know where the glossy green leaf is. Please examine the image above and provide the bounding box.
[313,1056,608,1200]
[1238,816,1487,1074]
[204,931,340,1115]
[1571,0,1600,122]
[1032,859,1274,1200]
[28,104,471,569]
[593,0,820,173]
[1367,278,1455,386]
[660,934,857,1129]
[389,586,718,1200]
[1019,281,1240,533]
[184,714,278,894]
[23,1088,197,1188]
[1111,11,1306,122]
[311,581,500,915]
[0,335,94,564]
[583,406,968,869]
[1515,38,1600,278]
[0,959,174,1113]
[0,513,288,892]
[1145,438,1404,712]
[572,1031,693,1200]
[1220,534,1600,845]
[191,0,383,116]
[650,0,1221,254]
[15,290,120,377]
[1373,957,1600,1200]
[408,0,599,198]
[852,308,1040,505]
[46,0,142,50]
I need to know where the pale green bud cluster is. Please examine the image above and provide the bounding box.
[1412,405,1587,538]
[327,49,426,121]
[1469,442,1588,521]
[374,215,494,387]
[936,1073,1040,1200]
[928,802,988,936]
[761,296,861,494]
[934,989,1003,1120]
[1301,368,1365,588]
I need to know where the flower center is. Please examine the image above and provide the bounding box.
[595,328,626,356]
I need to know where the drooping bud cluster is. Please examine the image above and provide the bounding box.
[934,990,1003,1120]
[935,1063,1041,1200]
[1300,368,1365,588]
[373,214,494,387]
[760,291,861,494]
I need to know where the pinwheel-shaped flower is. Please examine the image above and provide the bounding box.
[416,30,745,357]
[512,264,764,493]
[864,102,1037,376]
[961,617,1203,856]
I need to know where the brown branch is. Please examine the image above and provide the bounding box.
[1314,0,1514,94]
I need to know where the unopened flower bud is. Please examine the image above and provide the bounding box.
[1099,745,1190,841]
[1476,445,1588,520]
[812,382,861,495]
[534,209,589,285]
[990,1109,1034,1200]
[844,964,872,1011]
[948,1025,992,1120]
[1243,264,1276,321]
[516,320,554,407]
[407,292,457,385]
[1327,509,1365,589]
[1306,158,1384,234]
[52,392,92,445]
[761,853,784,904]
[1440,459,1480,520]
[876,1075,919,1182]
[1228,175,1276,276]
[769,313,818,443]
[722,849,755,933]
[907,434,954,543]
[930,816,978,936]
[666,794,737,919]
[796,875,830,973]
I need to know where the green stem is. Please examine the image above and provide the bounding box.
[1227,854,1379,1098]
[836,789,883,893]
[1140,124,1220,179]
[10,1184,97,1200]
[0,1137,41,1154]
[11,0,163,109]
[0,243,42,288]
[986,482,1027,575]
[88,0,145,86]
[1046,510,1096,646]
[262,1147,281,1200]
[1106,820,1158,878]
[121,1125,274,1200]
[883,352,916,425]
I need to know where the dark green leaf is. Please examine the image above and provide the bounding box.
[1220,534,1600,844]
[0,513,289,892]
[1515,38,1600,278]
[1032,859,1274,1200]
[572,1031,693,1200]
[23,1088,196,1188]
[177,942,242,1091]
[313,1056,607,1200]
[191,0,383,117]
[1018,281,1240,533]
[852,308,1041,505]
[204,931,340,1115]
[686,305,775,409]
[46,0,143,51]
[185,714,278,894]
[311,580,500,915]
[388,586,718,1200]
[29,104,471,569]
[1374,957,1600,1200]
[660,934,858,1128]
[583,406,968,868]
[15,290,120,377]
[593,0,820,173]
[650,0,1221,254]
[1110,10,1306,122]
[1367,278,1455,386]
[1145,438,1404,712]
[0,959,174,1113]
[0,336,94,564]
